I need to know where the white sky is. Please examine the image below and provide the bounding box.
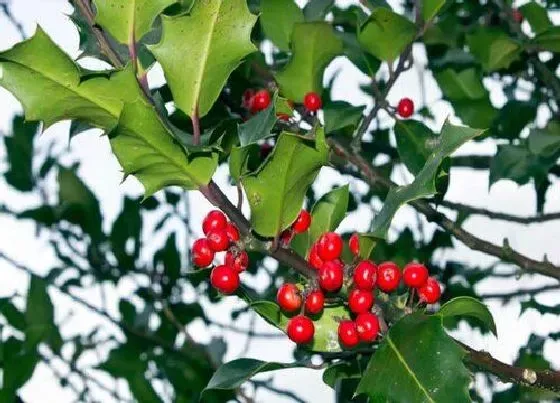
[0,0,559,402]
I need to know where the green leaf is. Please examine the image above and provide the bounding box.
[2,337,40,399]
[358,8,416,61]
[368,121,483,238]
[250,300,350,352]
[532,26,560,52]
[324,101,365,134]
[356,313,471,402]
[111,197,142,270]
[433,68,486,100]
[260,0,304,51]
[0,299,26,332]
[238,97,277,146]
[3,116,38,192]
[25,276,62,353]
[438,296,497,336]
[276,22,343,102]
[466,28,521,71]
[241,129,329,237]
[93,0,176,43]
[308,185,349,246]
[453,98,497,129]
[323,360,361,388]
[109,101,218,196]
[150,0,257,118]
[394,120,440,175]
[491,100,536,140]
[304,0,334,21]
[339,31,381,77]
[229,144,261,182]
[519,2,552,35]
[203,359,298,396]
[58,167,103,242]
[0,28,143,129]
[422,0,446,22]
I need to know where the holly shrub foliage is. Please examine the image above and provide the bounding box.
[0,0,560,402]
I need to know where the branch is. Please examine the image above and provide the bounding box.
[328,138,560,281]
[1,2,25,39]
[462,342,560,392]
[438,200,560,225]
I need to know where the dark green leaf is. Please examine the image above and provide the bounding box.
[532,26,560,52]
[3,116,38,192]
[303,0,334,21]
[2,337,40,398]
[433,68,486,100]
[260,0,304,51]
[519,2,552,34]
[229,144,261,182]
[422,0,446,22]
[491,101,536,140]
[25,276,61,353]
[238,98,277,146]
[467,28,522,71]
[324,101,365,134]
[394,120,440,175]
[17,206,58,226]
[438,296,497,336]
[0,299,26,331]
[110,197,142,270]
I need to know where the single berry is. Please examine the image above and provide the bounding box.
[224,222,240,242]
[512,8,523,23]
[377,261,402,293]
[418,277,442,304]
[210,265,240,294]
[192,238,214,267]
[202,210,227,235]
[349,233,360,256]
[403,262,429,288]
[287,315,315,344]
[308,243,324,270]
[317,232,343,261]
[292,210,312,233]
[353,260,377,290]
[303,92,322,112]
[348,288,374,314]
[318,260,344,292]
[280,229,294,246]
[251,89,271,112]
[397,98,414,118]
[355,312,380,342]
[304,290,325,315]
[206,229,230,252]
[277,283,303,313]
[338,320,359,348]
[225,250,249,272]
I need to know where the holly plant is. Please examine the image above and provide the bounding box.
[1,0,560,402]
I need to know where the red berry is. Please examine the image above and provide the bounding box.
[277,112,291,121]
[292,210,312,233]
[225,250,249,272]
[355,312,379,342]
[225,222,240,242]
[251,89,271,112]
[353,260,377,290]
[202,210,227,235]
[512,8,523,23]
[280,229,294,246]
[317,232,343,261]
[348,288,374,314]
[308,244,324,270]
[418,277,442,304]
[403,262,429,288]
[210,265,240,294]
[242,89,255,109]
[397,98,414,118]
[276,283,303,313]
[338,320,359,348]
[377,261,401,293]
[206,229,230,252]
[318,260,344,293]
[192,238,214,267]
[287,315,314,344]
[303,92,322,112]
[304,290,325,315]
[349,233,360,256]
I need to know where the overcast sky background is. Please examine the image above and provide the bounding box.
[0,0,559,402]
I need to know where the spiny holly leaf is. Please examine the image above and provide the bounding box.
[368,121,483,238]
[241,129,329,237]
[3,116,39,192]
[324,101,365,134]
[260,0,304,51]
[394,120,440,175]
[356,312,471,402]
[229,144,261,182]
[0,28,143,129]
[93,0,176,43]
[203,359,300,397]
[466,28,522,71]
[250,300,349,352]
[109,101,218,196]
[238,95,278,146]
[150,0,257,118]
[276,22,343,102]
[438,296,497,336]
[358,8,416,61]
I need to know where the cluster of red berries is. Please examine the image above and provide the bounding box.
[241,89,323,118]
[192,210,248,294]
[280,231,442,348]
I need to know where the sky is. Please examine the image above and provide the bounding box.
[0,0,559,402]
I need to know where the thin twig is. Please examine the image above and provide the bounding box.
[1,2,25,39]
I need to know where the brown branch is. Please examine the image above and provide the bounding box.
[461,342,560,392]
[438,200,560,225]
[328,138,560,281]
